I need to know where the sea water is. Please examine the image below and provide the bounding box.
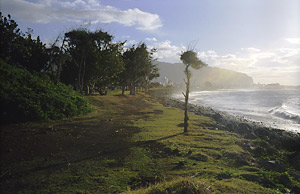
[174,89,300,133]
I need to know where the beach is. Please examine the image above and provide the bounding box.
[150,89,300,152]
[175,89,300,132]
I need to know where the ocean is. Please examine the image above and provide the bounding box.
[174,89,300,133]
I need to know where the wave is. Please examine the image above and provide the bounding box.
[268,106,300,124]
[184,89,300,131]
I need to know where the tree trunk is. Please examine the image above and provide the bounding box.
[85,85,89,96]
[129,83,133,95]
[145,81,149,94]
[130,82,136,95]
[183,65,191,132]
[55,37,66,84]
[122,85,125,95]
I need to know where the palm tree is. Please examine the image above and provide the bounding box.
[180,50,207,132]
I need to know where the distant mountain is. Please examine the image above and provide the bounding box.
[154,61,254,89]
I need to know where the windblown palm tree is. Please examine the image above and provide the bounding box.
[180,50,207,132]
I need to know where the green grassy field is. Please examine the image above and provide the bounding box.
[1,91,298,193]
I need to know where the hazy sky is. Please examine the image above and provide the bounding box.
[1,0,300,85]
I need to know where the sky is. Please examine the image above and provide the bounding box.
[1,0,300,85]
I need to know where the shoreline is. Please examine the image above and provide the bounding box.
[149,89,300,152]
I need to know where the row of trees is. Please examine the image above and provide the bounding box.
[0,13,159,95]
[1,13,207,132]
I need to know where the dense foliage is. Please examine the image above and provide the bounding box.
[0,13,159,123]
[0,13,48,72]
[0,60,92,123]
[0,13,159,97]
[121,43,159,94]
[61,29,125,95]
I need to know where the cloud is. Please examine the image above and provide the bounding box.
[2,0,162,31]
[145,40,299,84]
[149,41,299,83]
[272,48,300,64]
[145,37,158,42]
[285,38,300,44]
[150,40,186,63]
[124,39,137,46]
[198,50,254,70]
[196,47,300,85]
[145,39,298,85]
[241,47,261,52]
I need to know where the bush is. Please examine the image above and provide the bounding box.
[0,60,92,123]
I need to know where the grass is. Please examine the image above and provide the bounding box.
[0,90,298,193]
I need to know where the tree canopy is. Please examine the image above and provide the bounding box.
[122,43,159,95]
[0,13,160,99]
[180,50,206,69]
[0,13,48,72]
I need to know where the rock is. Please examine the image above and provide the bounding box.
[254,127,270,138]
[291,186,300,194]
[287,152,300,171]
[244,132,257,139]
[189,153,208,162]
[216,172,232,180]
[224,151,251,166]
[289,171,300,181]
[259,177,276,188]
[172,148,181,156]
[226,123,235,132]
[215,154,222,160]
[278,174,292,187]
[258,160,286,172]
[282,138,300,152]
[177,161,186,167]
[236,123,251,134]
[265,146,277,155]
[215,124,226,131]
[212,113,222,121]
[236,159,250,166]
[240,174,278,188]
[240,174,260,182]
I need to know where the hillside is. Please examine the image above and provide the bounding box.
[155,61,254,89]
[1,90,299,193]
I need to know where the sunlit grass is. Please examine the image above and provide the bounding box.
[1,91,292,193]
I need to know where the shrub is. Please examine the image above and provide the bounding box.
[0,60,92,123]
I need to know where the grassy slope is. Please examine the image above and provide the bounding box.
[0,91,296,193]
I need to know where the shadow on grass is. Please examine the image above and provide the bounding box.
[1,131,185,182]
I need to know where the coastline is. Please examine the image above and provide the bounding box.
[149,89,300,152]
[2,91,300,193]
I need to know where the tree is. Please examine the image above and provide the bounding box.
[0,13,48,72]
[142,48,159,93]
[144,63,159,93]
[91,41,125,95]
[121,43,158,95]
[0,13,22,64]
[180,50,207,132]
[62,28,124,95]
[47,34,68,84]
[19,33,49,72]
[63,29,95,93]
